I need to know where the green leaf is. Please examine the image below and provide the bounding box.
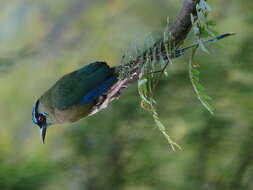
[189,47,214,115]
[197,39,209,53]
[137,31,180,150]
[190,13,195,25]
[207,20,216,26]
[193,26,200,35]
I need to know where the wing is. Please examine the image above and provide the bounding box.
[49,62,116,110]
[82,75,117,104]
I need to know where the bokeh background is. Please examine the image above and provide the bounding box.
[0,0,252,189]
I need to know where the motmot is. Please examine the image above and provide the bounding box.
[32,61,118,143]
[32,33,234,143]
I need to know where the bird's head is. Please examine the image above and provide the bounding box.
[32,100,49,144]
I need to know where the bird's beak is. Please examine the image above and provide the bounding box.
[40,124,47,144]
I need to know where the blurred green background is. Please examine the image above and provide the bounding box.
[0,0,252,189]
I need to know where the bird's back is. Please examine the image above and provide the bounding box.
[39,62,117,123]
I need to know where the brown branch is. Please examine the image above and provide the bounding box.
[89,0,200,116]
[170,0,199,47]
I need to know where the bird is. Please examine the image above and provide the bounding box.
[32,33,234,143]
[32,61,118,143]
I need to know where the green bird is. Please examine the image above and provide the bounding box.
[32,33,234,143]
[32,61,118,143]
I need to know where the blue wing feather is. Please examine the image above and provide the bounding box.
[82,76,117,104]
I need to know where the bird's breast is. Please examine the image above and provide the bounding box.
[53,103,94,124]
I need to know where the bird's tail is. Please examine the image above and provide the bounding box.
[174,33,235,58]
[115,33,235,76]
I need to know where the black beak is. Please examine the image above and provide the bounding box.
[40,124,47,144]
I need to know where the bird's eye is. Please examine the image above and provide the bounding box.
[38,115,44,123]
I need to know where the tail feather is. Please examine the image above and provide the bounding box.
[116,33,235,74]
[175,33,235,57]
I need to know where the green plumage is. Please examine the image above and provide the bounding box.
[38,62,116,124]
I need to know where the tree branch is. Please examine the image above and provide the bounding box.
[170,0,199,47]
[89,0,200,116]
